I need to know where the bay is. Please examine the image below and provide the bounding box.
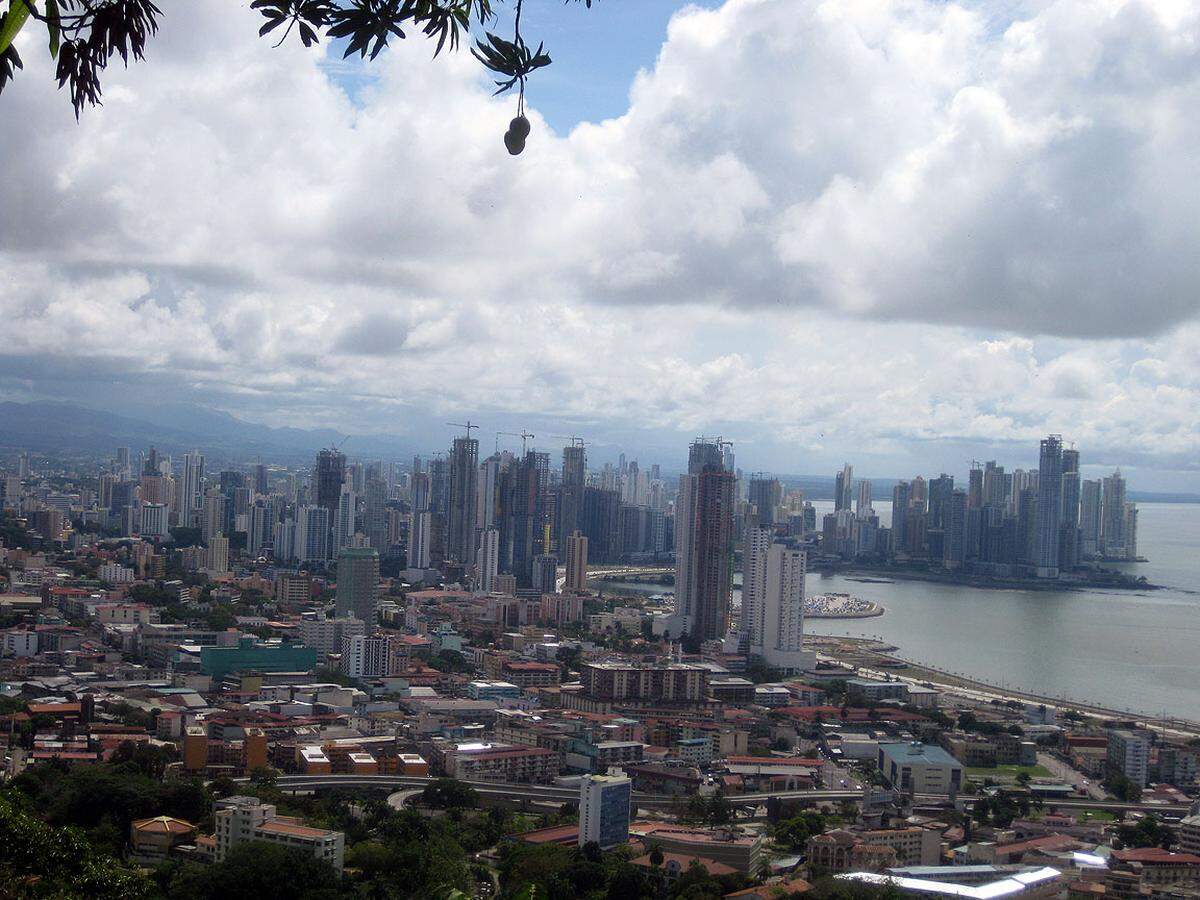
[593,500,1200,720]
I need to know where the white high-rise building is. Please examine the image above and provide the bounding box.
[206,534,230,574]
[299,614,365,658]
[856,480,873,517]
[248,504,271,557]
[342,633,399,679]
[274,519,297,561]
[740,525,813,674]
[296,505,331,563]
[180,451,205,526]
[579,773,632,850]
[139,502,169,539]
[1080,479,1102,557]
[201,492,225,543]
[476,456,501,531]
[410,509,432,569]
[476,526,500,593]
[1107,729,1151,787]
[1101,470,1127,558]
[334,487,357,551]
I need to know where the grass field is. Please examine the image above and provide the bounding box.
[964,764,1053,780]
[1076,810,1118,823]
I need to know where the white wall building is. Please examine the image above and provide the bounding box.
[410,509,431,569]
[477,526,499,593]
[1107,729,1151,787]
[341,633,399,679]
[139,502,170,539]
[299,615,365,659]
[739,526,814,674]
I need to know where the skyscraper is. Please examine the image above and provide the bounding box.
[248,503,270,557]
[180,450,205,527]
[334,487,358,551]
[335,547,379,621]
[362,475,389,553]
[114,446,131,479]
[1102,470,1128,558]
[1123,503,1138,560]
[254,463,269,495]
[316,449,346,519]
[428,456,450,566]
[476,526,500,593]
[890,481,910,555]
[206,534,229,574]
[410,509,432,569]
[1080,479,1102,557]
[834,464,853,512]
[476,454,502,532]
[532,554,558,594]
[448,435,479,566]
[1059,448,1081,570]
[672,439,735,643]
[928,474,955,530]
[580,486,621,564]
[748,476,782,525]
[855,479,873,517]
[968,465,983,509]
[296,505,331,563]
[942,489,967,570]
[740,524,811,673]
[556,442,586,548]
[982,461,1007,508]
[1035,435,1064,578]
[505,450,550,587]
[565,529,588,592]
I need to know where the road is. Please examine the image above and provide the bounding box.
[250,774,1192,818]
[1037,752,1107,801]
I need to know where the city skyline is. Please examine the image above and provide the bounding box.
[2,2,1199,490]
[3,0,1200,895]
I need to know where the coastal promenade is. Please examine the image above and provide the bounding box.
[813,638,1200,736]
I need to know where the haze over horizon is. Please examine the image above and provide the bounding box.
[2,0,1198,489]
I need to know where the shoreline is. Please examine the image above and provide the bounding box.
[805,609,883,620]
[817,564,1164,593]
[807,635,1200,734]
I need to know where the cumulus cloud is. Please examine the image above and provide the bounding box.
[0,0,1198,481]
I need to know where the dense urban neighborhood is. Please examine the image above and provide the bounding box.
[1,437,1196,899]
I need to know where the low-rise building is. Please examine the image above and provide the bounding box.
[213,796,344,873]
[877,741,964,795]
[129,816,197,860]
[440,742,560,783]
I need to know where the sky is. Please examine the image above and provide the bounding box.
[1,0,1199,489]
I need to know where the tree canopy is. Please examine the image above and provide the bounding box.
[0,0,596,152]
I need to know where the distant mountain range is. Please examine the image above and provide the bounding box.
[0,400,415,464]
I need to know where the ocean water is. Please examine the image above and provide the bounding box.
[596,501,1200,720]
[803,501,1200,720]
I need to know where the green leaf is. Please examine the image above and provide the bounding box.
[0,0,33,55]
[45,0,59,58]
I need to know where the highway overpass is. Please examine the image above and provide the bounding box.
[252,775,1192,818]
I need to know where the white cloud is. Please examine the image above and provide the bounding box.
[0,0,1198,483]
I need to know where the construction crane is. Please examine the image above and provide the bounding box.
[447,420,479,440]
[549,433,587,447]
[495,430,535,454]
